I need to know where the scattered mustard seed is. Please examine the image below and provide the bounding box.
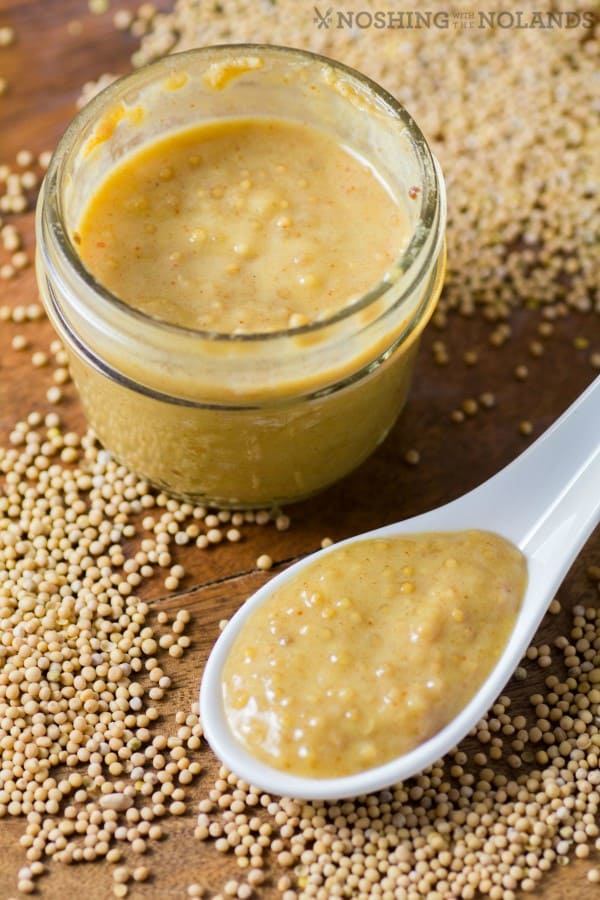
[46,385,63,404]
[403,448,420,466]
[11,250,28,269]
[574,336,590,350]
[256,554,273,571]
[113,866,130,884]
[515,364,529,381]
[10,334,28,351]
[15,149,33,167]
[114,9,134,30]
[519,420,534,436]
[0,26,15,47]
[479,391,496,409]
[38,150,52,169]
[89,0,110,12]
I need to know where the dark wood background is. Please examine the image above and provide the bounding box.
[0,1,598,897]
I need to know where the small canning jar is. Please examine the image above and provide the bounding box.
[36,44,446,508]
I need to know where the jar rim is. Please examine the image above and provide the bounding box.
[43,42,445,345]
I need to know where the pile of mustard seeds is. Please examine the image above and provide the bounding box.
[0,403,289,896]
[0,417,199,894]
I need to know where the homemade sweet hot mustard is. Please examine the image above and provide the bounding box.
[222,530,527,778]
[36,46,446,506]
[77,118,409,334]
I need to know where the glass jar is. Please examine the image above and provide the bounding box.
[36,44,446,508]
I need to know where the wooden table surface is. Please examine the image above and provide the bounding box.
[0,2,598,898]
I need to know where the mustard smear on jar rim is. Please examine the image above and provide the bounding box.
[222,530,527,779]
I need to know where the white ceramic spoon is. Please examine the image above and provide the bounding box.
[200,376,600,800]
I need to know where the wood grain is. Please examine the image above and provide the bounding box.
[0,2,598,897]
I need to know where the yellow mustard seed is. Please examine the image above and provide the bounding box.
[113,866,130,884]
[519,420,534,436]
[46,385,63,404]
[461,398,478,416]
[10,334,28,351]
[0,26,15,46]
[479,391,496,408]
[31,351,49,367]
[515,364,529,381]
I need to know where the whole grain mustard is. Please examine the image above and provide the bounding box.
[77,117,408,334]
[223,529,527,778]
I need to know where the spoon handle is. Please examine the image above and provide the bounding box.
[479,375,600,585]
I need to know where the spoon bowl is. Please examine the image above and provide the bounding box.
[200,376,600,799]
